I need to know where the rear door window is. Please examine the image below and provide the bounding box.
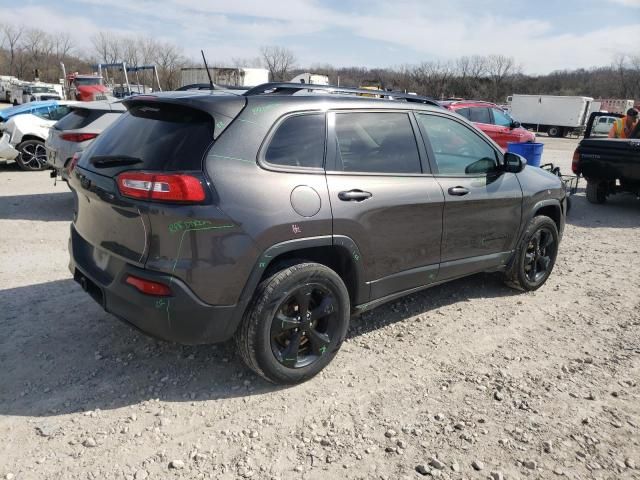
[456,108,471,120]
[334,112,421,174]
[468,107,491,124]
[81,102,214,172]
[264,113,325,169]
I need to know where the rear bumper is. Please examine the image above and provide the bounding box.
[69,225,241,344]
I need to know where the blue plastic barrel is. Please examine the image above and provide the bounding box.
[507,142,544,167]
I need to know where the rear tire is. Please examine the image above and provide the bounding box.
[16,140,48,171]
[235,262,350,385]
[548,126,561,137]
[586,180,607,204]
[504,216,559,292]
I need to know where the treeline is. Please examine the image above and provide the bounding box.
[296,55,640,103]
[0,25,188,90]
[1,24,639,102]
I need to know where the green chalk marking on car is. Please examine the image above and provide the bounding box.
[320,346,327,355]
[215,120,226,130]
[155,299,166,309]
[169,219,216,233]
[251,103,279,115]
[259,262,266,268]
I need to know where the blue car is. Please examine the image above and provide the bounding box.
[0,101,62,123]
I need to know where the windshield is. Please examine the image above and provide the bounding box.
[32,86,55,93]
[75,77,102,86]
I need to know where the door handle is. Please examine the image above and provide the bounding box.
[338,189,372,202]
[448,186,470,196]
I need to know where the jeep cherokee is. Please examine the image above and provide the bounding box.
[68,83,566,385]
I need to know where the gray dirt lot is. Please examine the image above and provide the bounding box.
[1,136,639,480]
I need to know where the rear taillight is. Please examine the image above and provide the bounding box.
[116,172,206,203]
[61,132,99,142]
[125,275,172,296]
[571,149,580,174]
[67,153,80,174]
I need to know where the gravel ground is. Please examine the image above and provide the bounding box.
[1,136,639,480]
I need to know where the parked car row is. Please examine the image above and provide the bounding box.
[0,99,126,172]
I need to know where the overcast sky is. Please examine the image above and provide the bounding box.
[1,0,639,73]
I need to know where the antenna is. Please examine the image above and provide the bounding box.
[201,50,215,90]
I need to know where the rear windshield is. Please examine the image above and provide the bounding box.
[55,109,106,130]
[82,103,214,171]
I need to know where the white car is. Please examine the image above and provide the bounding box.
[0,102,76,170]
[46,100,126,178]
[592,115,619,135]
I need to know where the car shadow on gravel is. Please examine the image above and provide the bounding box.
[566,192,640,229]
[348,272,519,339]
[0,192,73,221]
[0,279,285,418]
[0,272,519,418]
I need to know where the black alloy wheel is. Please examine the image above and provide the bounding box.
[504,215,559,291]
[523,227,556,284]
[236,262,350,384]
[270,283,339,369]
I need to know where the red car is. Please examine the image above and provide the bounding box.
[442,100,535,150]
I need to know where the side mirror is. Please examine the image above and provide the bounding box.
[503,152,526,173]
[510,120,521,129]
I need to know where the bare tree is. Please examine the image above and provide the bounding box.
[485,54,518,101]
[260,46,296,82]
[154,42,185,90]
[1,23,24,76]
[53,32,73,62]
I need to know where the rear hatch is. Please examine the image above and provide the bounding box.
[69,95,246,269]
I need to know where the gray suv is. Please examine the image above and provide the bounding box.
[68,83,566,384]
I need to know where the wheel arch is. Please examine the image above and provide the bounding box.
[18,135,46,145]
[533,201,562,233]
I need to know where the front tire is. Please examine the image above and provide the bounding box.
[16,140,48,171]
[236,262,350,384]
[505,216,559,291]
[586,180,607,204]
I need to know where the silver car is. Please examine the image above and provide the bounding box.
[46,100,126,178]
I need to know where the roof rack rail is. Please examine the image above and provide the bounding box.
[242,82,441,107]
[448,99,496,105]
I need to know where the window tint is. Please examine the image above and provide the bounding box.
[492,108,512,127]
[265,114,325,168]
[55,108,106,130]
[417,114,498,175]
[334,112,421,174]
[456,108,471,120]
[35,106,70,121]
[83,103,214,171]
[468,107,491,124]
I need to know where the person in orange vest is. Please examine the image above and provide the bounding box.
[609,108,638,138]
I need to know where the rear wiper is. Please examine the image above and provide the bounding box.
[90,155,143,168]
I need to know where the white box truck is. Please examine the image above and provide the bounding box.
[180,67,269,88]
[289,72,330,85]
[506,94,594,137]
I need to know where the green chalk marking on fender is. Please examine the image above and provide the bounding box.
[320,345,327,355]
